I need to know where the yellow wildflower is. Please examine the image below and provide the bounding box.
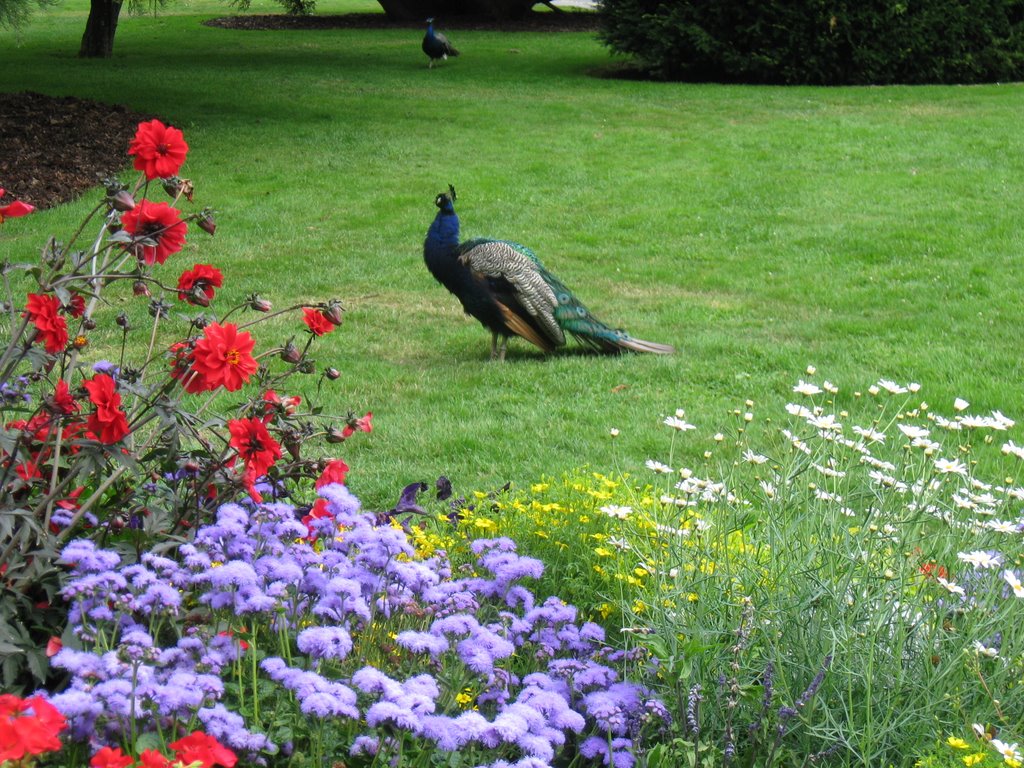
[963,754,985,766]
[598,602,613,619]
[632,600,646,614]
[594,547,614,558]
[531,483,549,493]
[473,518,497,531]
[947,737,970,750]
[455,689,473,706]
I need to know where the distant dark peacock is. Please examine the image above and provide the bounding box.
[423,186,675,360]
[422,18,459,68]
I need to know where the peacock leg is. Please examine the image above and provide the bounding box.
[497,337,508,362]
[490,332,499,361]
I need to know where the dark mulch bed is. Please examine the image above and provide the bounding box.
[0,11,600,211]
[203,10,600,32]
[0,91,156,210]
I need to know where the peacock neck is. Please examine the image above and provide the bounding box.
[425,209,460,256]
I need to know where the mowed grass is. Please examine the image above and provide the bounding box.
[2,0,1024,507]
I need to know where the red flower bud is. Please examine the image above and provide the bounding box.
[326,426,347,444]
[133,280,152,297]
[248,294,272,313]
[197,212,216,236]
[323,300,344,326]
[325,367,341,380]
[188,285,212,307]
[281,340,302,364]
[107,189,136,212]
[162,176,194,202]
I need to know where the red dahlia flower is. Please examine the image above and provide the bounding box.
[83,373,130,444]
[263,389,301,421]
[128,119,189,181]
[302,307,335,336]
[49,379,80,415]
[121,200,187,266]
[64,292,86,318]
[23,293,69,354]
[0,188,34,223]
[228,417,282,479]
[191,322,259,392]
[316,458,349,489]
[228,417,282,502]
[168,731,237,768]
[168,341,212,394]
[177,263,224,305]
[342,411,373,439]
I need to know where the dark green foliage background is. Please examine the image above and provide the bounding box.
[599,0,1024,84]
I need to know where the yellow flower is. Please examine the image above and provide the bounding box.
[948,737,971,750]
[632,600,647,614]
[531,482,550,493]
[963,754,985,766]
[598,602,613,619]
[473,518,497,531]
[594,547,614,558]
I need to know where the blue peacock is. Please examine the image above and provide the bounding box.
[422,18,459,68]
[423,186,675,360]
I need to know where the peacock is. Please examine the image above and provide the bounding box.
[423,186,675,360]
[422,18,459,68]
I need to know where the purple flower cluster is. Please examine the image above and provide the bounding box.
[43,484,668,767]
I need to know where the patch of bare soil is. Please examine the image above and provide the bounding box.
[0,91,157,210]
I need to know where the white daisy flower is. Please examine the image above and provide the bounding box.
[793,380,823,396]
[742,449,769,465]
[808,413,841,432]
[877,379,908,394]
[852,425,886,443]
[991,410,1015,429]
[972,641,999,658]
[600,504,633,520]
[954,397,970,411]
[645,460,674,474]
[957,550,1003,570]
[1003,570,1024,598]
[1001,440,1024,460]
[609,428,620,437]
[991,740,1021,764]
[933,457,968,476]
[663,415,696,431]
[898,424,930,440]
[936,577,965,596]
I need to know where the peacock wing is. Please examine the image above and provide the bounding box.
[457,239,565,346]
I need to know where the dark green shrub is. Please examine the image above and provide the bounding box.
[598,0,1024,84]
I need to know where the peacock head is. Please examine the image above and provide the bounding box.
[434,185,457,213]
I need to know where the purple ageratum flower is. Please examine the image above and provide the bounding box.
[458,639,497,675]
[45,689,103,740]
[319,482,362,522]
[352,666,404,699]
[296,626,353,660]
[197,704,276,755]
[432,613,482,637]
[60,539,122,573]
[580,735,635,768]
[365,701,422,732]
[583,683,642,735]
[396,630,449,657]
[92,360,119,377]
[349,735,380,757]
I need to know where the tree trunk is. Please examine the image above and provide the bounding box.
[79,0,122,58]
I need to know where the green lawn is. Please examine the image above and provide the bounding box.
[2,0,1023,508]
